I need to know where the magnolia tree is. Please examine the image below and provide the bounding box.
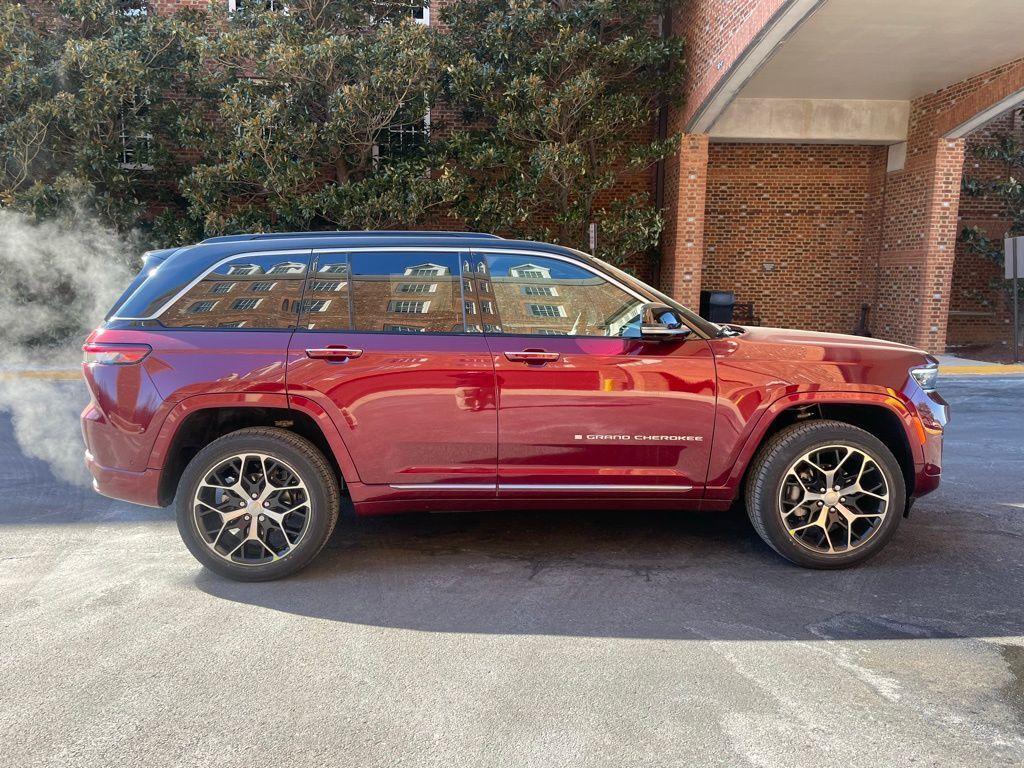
[960,118,1024,312]
[0,0,198,231]
[168,0,463,240]
[442,0,683,263]
[1,0,685,268]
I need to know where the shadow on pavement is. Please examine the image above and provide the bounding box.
[194,502,1024,642]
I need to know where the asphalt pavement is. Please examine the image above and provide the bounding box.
[0,376,1022,767]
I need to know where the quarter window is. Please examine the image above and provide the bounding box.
[158,254,308,329]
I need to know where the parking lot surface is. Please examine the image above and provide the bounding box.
[0,376,1022,767]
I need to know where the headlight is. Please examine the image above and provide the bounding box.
[910,362,939,392]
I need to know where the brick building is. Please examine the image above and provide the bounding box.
[153,0,1024,353]
[661,0,1024,353]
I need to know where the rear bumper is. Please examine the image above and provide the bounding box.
[84,451,163,508]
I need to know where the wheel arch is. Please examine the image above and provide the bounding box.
[151,394,358,507]
[725,392,922,506]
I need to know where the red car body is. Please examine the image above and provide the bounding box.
[82,233,947,519]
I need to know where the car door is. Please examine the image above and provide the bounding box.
[473,251,716,498]
[286,248,497,494]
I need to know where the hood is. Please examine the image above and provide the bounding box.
[713,325,932,390]
[732,325,927,356]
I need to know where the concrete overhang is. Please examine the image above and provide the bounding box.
[696,0,1024,144]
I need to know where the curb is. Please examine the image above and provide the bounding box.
[942,364,1024,376]
[0,370,82,381]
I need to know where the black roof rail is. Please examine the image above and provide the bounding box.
[200,230,503,244]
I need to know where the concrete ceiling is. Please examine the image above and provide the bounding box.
[740,0,1024,101]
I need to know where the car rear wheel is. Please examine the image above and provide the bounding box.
[745,420,906,568]
[175,427,340,581]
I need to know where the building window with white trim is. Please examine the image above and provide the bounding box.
[227,264,260,276]
[267,261,306,275]
[299,299,331,313]
[397,282,437,294]
[527,303,566,318]
[510,263,551,279]
[388,300,430,314]
[374,110,430,162]
[370,2,429,26]
[228,0,286,12]
[187,301,218,314]
[231,298,262,311]
[250,281,277,292]
[210,282,235,295]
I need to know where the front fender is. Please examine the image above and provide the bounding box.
[705,387,926,502]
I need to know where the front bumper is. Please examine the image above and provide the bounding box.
[902,384,949,498]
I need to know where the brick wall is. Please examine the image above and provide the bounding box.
[702,143,886,333]
[670,0,786,129]
[872,61,1024,352]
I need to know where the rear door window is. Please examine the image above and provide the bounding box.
[300,251,467,333]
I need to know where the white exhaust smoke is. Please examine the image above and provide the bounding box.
[0,210,139,485]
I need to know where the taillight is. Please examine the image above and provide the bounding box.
[82,342,152,365]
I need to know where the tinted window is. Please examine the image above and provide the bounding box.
[481,254,644,337]
[159,253,309,329]
[347,251,466,334]
[298,253,352,330]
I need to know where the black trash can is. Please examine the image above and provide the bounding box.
[699,290,735,323]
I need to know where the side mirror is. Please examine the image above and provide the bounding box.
[640,302,692,342]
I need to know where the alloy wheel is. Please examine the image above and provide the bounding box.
[192,452,312,566]
[778,443,890,555]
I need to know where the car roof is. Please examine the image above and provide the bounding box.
[199,230,505,244]
[161,231,591,274]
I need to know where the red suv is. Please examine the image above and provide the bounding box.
[82,232,948,580]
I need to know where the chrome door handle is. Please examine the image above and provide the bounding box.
[305,346,363,361]
[504,350,560,363]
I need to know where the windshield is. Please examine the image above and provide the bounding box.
[571,249,723,338]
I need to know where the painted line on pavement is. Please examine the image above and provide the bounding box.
[0,370,81,381]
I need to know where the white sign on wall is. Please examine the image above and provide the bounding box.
[1005,236,1024,279]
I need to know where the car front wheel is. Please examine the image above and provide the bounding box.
[175,427,340,581]
[745,419,906,568]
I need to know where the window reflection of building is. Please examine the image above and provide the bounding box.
[301,253,462,333]
[162,257,306,329]
[161,249,641,336]
[484,257,644,337]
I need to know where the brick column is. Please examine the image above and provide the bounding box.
[660,134,709,308]
[876,138,965,352]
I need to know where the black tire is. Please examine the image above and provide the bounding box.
[175,427,340,581]
[745,419,906,569]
